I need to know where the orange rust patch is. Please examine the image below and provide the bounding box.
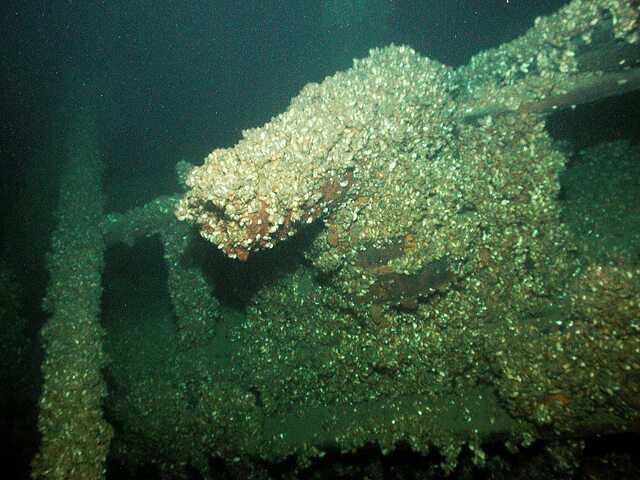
[402,233,417,254]
[321,178,340,202]
[544,391,571,407]
[246,202,270,241]
[361,257,456,307]
[355,196,368,207]
[321,171,354,203]
[327,223,339,248]
[372,264,394,275]
[203,223,215,236]
[278,212,292,240]
[236,248,250,262]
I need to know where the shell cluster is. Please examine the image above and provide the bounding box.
[176,45,450,260]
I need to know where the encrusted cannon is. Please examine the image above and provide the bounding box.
[176,0,639,265]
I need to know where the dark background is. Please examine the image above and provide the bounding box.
[1,0,569,211]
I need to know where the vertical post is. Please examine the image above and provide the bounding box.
[32,112,113,479]
[161,223,219,350]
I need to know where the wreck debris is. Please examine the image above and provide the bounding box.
[32,119,113,480]
[31,0,640,477]
[176,45,453,260]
